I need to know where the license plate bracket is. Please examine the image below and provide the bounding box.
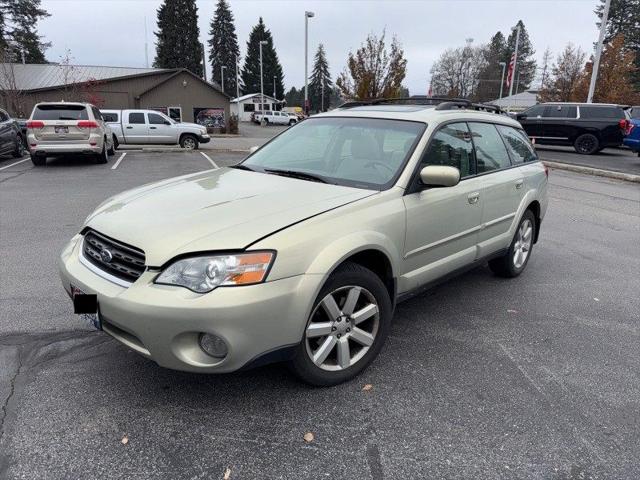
[71,284,101,330]
[54,126,69,134]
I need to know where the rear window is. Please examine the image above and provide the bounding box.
[33,104,88,121]
[102,112,119,122]
[580,106,625,119]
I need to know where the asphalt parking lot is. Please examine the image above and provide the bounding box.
[1,150,639,479]
[536,145,640,176]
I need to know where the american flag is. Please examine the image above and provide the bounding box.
[505,53,516,88]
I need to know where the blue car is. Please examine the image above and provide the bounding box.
[624,107,640,156]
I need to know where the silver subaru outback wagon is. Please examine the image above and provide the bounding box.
[59,98,548,386]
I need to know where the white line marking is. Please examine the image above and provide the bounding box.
[200,151,218,169]
[111,152,127,170]
[0,156,30,171]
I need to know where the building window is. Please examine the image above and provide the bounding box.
[244,104,255,112]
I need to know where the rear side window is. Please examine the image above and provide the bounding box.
[545,105,577,118]
[422,122,474,177]
[525,105,545,117]
[33,105,88,121]
[128,112,145,124]
[580,106,624,119]
[496,125,538,164]
[468,122,511,173]
[102,112,118,122]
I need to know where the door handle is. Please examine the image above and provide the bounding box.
[467,192,480,205]
[126,126,133,129]
[150,126,157,129]
[515,180,524,189]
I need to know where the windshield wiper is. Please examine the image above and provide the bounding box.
[231,164,255,171]
[264,168,329,184]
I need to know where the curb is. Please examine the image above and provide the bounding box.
[205,148,251,153]
[542,161,640,183]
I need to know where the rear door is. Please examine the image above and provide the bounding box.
[469,122,525,257]
[541,105,577,140]
[123,111,149,144]
[147,112,174,144]
[31,104,91,143]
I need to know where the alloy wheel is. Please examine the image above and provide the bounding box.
[305,286,380,371]
[183,137,196,150]
[513,218,533,269]
[577,136,596,154]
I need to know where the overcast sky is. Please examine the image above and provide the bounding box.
[39,0,600,94]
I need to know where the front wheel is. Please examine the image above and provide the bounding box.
[489,210,536,278]
[288,120,296,126]
[574,133,599,155]
[289,262,392,386]
[180,134,198,150]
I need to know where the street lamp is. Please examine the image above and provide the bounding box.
[273,75,277,100]
[220,65,227,94]
[304,11,314,115]
[259,40,268,123]
[235,55,240,118]
[498,61,506,99]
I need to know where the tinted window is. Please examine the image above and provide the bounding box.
[421,122,474,177]
[524,105,545,117]
[148,113,167,125]
[243,104,255,112]
[468,122,511,172]
[102,112,118,122]
[580,106,624,119]
[545,105,577,118]
[128,112,145,124]
[91,106,102,121]
[497,125,538,164]
[33,104,88,121]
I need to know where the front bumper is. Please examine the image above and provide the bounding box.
[197,134,211,144]
[58,235,321,373]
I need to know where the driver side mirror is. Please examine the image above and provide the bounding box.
[516,113,527,120]
[420,165,460,188]
[249,145,259,154]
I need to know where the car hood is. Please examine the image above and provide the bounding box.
[85,168,375,266]
[177,122,205,131]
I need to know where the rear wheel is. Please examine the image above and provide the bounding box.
[12,136,25,158]
[489,210,536,278]
[96,144,108,164]
[112,135,119,149]
[180,134,198,150]
[289,262,392,386]
[574,133,599,155]
[31,154,46,166]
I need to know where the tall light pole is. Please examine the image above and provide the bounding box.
[235,55,240,118]
[304,11,315,115]
[201,42,207,82]
[259,40,268,123]
[273,75,277,100]
[220,65,227,94]
[498,61,506,99]
[587,0,611,103]
[321,76,325,112]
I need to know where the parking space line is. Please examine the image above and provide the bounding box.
[200,151,219,169]
[111,152,127,170]
[0,156,30,171]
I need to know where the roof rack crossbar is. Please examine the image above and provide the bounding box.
[337,97,505,115]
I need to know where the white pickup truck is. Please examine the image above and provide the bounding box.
[254,110,297,126]
[101,109,210,149]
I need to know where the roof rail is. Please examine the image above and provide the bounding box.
[338,97,504,114]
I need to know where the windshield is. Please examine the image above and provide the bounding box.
[242,117,425,189]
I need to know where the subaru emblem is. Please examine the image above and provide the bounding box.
[100,248,113,263]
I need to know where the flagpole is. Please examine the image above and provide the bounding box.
[506,25,521,112]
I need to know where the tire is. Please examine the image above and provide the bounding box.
[96,144,108,164]
[12,135,25,158]
[31,154,46,166]
[574,133,599,155]
[289,120,296,126]
[289,262,392,386]
[489,209,536,278]
[180,134,198,150]
[107,138,115,156]
[113,135,119,149]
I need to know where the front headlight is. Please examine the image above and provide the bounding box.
[154,252,275,293]
[200,128,207,135]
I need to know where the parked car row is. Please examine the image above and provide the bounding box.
[515,102,632,155]
[20,102,211,166]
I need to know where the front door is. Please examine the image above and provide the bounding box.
[402,122,484,291]
[147,112,174,144]
[540,104,577,141]
[123,111,149,144]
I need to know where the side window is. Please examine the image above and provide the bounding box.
[421,122,474,177]
[102,112,118,122]
[496,125,538,164]
[148,113,167,125]
[128,112,145,124]
[468,122,511,172]
[524,105,545,117]
[243,104,255,112]
[546,105,577,118]
[91,106,103,121]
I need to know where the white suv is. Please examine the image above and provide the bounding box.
[27,102,115,166]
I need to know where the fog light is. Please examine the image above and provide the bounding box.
[198,333,228,359]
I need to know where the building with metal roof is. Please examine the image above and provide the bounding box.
[0,63,231,126]
[488,89,539,111]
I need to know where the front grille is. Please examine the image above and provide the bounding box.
[83,229,146,283]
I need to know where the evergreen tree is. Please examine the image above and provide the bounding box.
[595,0,640,89]
[503,20,537,94]
[284,86,304,107]
[475,31,507,101]
[308,44,333,112]
[207,0,240,97]
[0,0,50,63]
[154,0,203,77]
[241,18,285,98]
